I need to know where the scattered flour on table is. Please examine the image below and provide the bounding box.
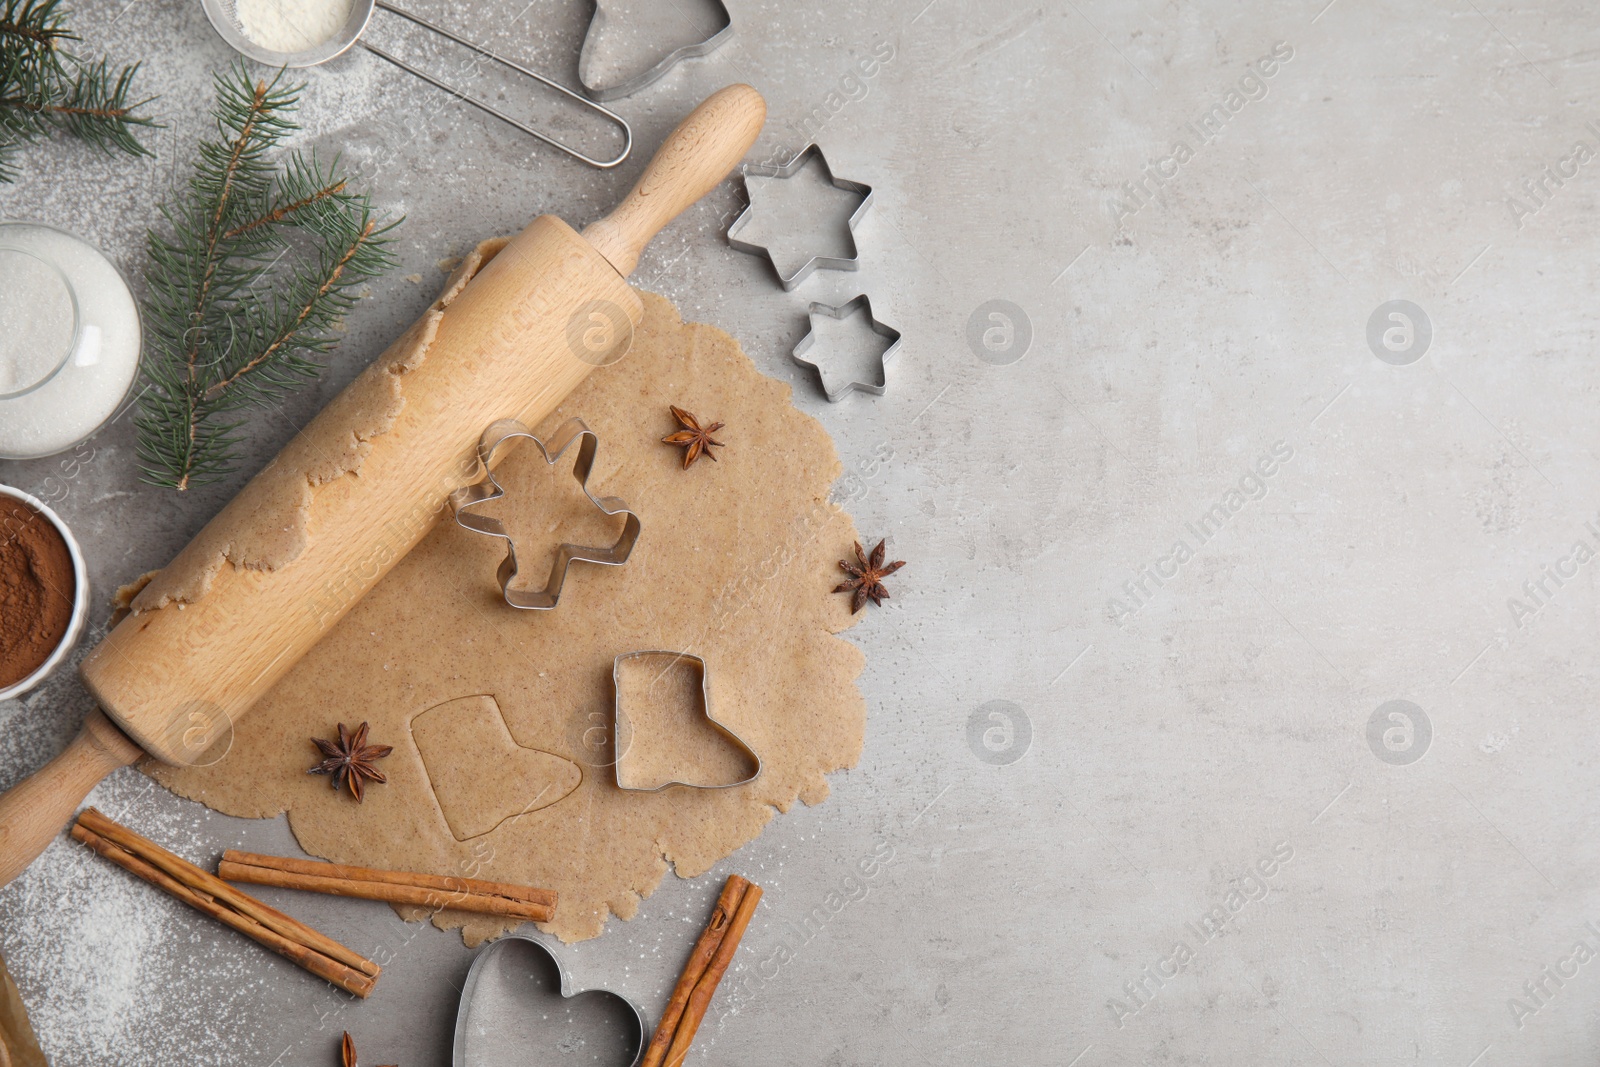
[0,779,268,1066]
[235,0,354,53]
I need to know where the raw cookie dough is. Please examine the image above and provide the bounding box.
[149,272,867,944]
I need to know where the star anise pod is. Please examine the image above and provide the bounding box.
[309,722,393,803]
[662,405,724,468]
[834,539,905,613]
[341,1031,396,1067]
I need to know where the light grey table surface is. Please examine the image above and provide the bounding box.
[4,0,1599,1064]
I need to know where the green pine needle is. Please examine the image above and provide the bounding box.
[135,62,400,491]
[0,0,157,181]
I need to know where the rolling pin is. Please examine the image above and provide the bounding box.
[0,84,767,887]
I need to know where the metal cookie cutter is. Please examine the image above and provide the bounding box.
[453,932,648,1067]
[727,144,874,290]
[578,0,733,101]
[792,295,902,402]
[450,418,640,610]
[612,651,761,792]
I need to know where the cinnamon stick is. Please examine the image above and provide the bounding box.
[76,807,378,979]
[222,851,556,907]
[218,851,555,922]
[71,823,377,998]
[661,880,761,1067]
[638,875,749,1067]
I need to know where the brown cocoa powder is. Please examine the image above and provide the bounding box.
[0,495,75,689]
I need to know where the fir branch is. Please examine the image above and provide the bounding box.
[135,62,400,491]
[182,71,284,383]
[0,0,155,180]
[36,58,156,153]
[0,0,74,55]
[203,217,379,401]
[224,177,346,239]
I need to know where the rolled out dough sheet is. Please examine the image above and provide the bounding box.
[148,277,867,944]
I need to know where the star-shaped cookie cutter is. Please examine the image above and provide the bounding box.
[612,651,761,792]
[450,417,641,611]
[727,143,874,291]
[578,0,733,102]
[792,294,902,402]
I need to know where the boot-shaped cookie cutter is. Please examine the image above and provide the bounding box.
[450,418,640,610]
[612,651,761,792]
[727,143,874,291]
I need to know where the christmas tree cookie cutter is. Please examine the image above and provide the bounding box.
[727,143,874,291]
[450,418,641,611]
[578,0,734,101]
[792,295,902,402]
[612,651,761,792]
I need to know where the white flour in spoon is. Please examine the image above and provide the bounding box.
[236,0,354,53]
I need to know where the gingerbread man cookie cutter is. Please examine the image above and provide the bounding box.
[450,418,641,610]
[612,651,761,792]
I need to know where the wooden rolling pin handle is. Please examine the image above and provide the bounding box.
[0,709,141,885]
[583,83,767,277]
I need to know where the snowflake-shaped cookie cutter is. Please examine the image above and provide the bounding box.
[449,417,641,610]
[578,0,733,101]
[727,143,874,291]
[792,294,902,402]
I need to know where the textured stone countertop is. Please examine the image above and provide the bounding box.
[3,1,1599,1064]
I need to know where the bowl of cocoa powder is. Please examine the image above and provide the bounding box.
[0,487,87,701]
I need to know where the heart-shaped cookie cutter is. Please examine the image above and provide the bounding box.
[450,418,641,611]
[453,932,648,1067]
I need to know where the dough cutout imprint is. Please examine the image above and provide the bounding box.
[412,695,581,841]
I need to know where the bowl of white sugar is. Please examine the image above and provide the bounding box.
[0,223,142,461]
